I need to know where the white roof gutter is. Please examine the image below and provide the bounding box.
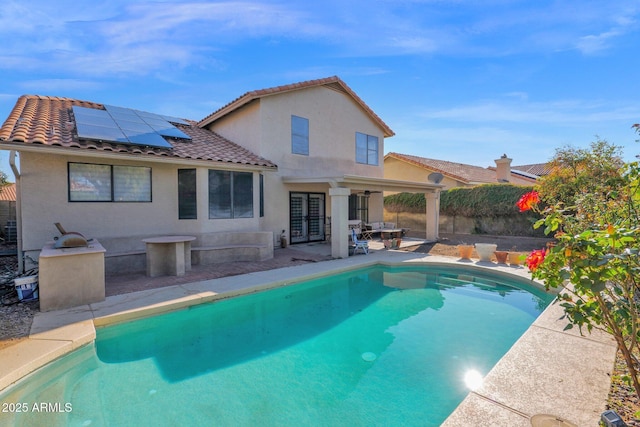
[9,150,23,273]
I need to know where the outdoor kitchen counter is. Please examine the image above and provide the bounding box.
[39,240,106,312]
[142,236,196,278]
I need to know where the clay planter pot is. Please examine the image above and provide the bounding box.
[494,250,509,264]
[508,252,523,266]
[475,243,497,262]
[457,245,474,260]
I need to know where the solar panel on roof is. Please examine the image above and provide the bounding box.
[134,109,189,125]
[105,105,191,140]
[72,105,192,149]
[75,122,128,143]
[73,107,108,117]
[117,119,155,133]
[125,132,173,148]
[149,125,191,140]
[74,113,116,128]
[160,115,189,126]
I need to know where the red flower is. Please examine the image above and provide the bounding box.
[516,191,540,212]
[526,249,546,271]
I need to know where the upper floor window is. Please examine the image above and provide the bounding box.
[208,170,253,219]
[68,162,151,202]
[356,132,379,165]
[291,115,309,155]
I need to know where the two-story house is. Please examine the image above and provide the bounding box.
[0,77,441,271]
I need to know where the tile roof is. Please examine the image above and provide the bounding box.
[511,163,553,177]
[199,76,395,137]
[0,95,277,169]
[385,152,537,185]
[0,183,16,202]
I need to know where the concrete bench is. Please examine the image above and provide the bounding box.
[101,234,182,275]
[98,231,274,275]
[191,232,273,265]
[104,249,146,258]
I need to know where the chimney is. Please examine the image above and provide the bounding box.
[495,154,512,182]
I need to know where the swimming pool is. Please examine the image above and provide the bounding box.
[1,264,553,426]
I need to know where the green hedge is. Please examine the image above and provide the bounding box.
[384,184,538,218]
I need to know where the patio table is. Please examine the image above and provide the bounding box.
[142,235,196,277]
[379,229,404,239]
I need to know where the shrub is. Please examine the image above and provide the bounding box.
[384,184,538,218]
[520,138,640,401]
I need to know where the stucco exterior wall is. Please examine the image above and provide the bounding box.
[257,86,385,178]
[19,152,263,255]
[206,101,262,155]
[209,86,385,177]
[208,85,388,242]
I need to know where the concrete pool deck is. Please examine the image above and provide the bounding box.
[0,246,617,426]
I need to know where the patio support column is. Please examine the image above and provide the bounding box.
[425,190,440,241]
[329,187,350,258]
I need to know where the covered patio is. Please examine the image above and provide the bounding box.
[282,174,442,258]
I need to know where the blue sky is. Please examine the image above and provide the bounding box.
[1,0,639,178]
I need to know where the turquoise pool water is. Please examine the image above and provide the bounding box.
[1,265,553,427]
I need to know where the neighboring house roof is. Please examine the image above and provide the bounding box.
[0,183,16,202]
[385,152,536,185]
[0,95,277,169]
[511,163,552,177]
[199,76,395,138]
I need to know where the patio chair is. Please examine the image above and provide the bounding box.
[351,229,369,255]
[360,224,373,240]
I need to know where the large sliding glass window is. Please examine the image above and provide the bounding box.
[208,170,253,219]
[178,169,197,219]
[113,166,151,202]
[68,162,151,202]
[291,115,309,155]
[355,132,379,165]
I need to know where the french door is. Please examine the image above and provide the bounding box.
[290,192,326,243]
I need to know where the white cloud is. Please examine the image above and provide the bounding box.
[418,99,639,126]
[572,4,639,54]
[576,29,623,54]
[18,79,104,93]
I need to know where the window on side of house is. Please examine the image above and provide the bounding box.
[259,173,264,217]
[348,194,369,223]
[291,115,309,155]
[355,132,379,165]
[208,170,253,219]
[68,162,151,202]
[178,169,197,219]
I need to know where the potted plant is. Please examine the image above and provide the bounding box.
[474,243,497,262]
[457,243,474,259]
[508,247,523,266]
[494,250,509,264]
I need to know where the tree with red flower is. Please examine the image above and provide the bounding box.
[517,138,640,403]
[524,248,546,271]
[516,190,540,212]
